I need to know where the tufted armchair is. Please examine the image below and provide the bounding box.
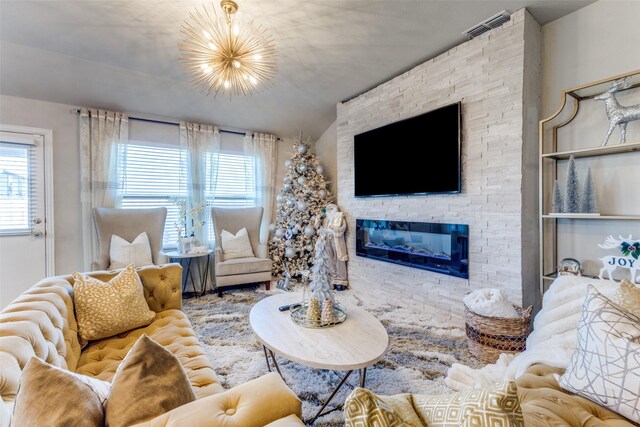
[0,263,303,426]
[92,207,168,271]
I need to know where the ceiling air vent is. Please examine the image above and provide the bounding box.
[462,10,511,39]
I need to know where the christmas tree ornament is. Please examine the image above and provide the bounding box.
[285,247,296,258]
[283,183,292,192]
[552,180,563,213]
[304,226,315,237]
[298,164,308,173]
[276,194,284,204]
[297,144,308,154]
[297,201,307,211]
[297,176,307,185]
[269,223,276,232]
[318,189,327,199]
[306,245,314,252]
[284,159,292,168]
[564,155,580,214]
[316,165,324,174]
[275,228,285,238]
[285,199,295,208]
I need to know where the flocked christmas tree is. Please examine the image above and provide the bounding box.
[269,133,334,279]
[580,167,598,213]
[552,180,564,213]
[564,155,580,213]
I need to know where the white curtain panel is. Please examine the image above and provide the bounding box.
[244,133,278,243]
[79,108,128,270]
[179,122,220,246]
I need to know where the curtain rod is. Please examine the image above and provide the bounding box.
[70,108,280,140]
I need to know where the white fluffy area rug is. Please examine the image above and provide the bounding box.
[183,286,482,426]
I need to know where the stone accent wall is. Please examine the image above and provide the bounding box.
[336,9,541,326]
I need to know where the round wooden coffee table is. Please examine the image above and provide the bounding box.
[250,292,388,425]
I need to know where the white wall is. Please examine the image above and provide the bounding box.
[314,120,338,199]
[542,0,640,280]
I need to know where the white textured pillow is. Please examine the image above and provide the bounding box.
[221,228,255,260]
[108,232,153,270]
[463,288,519,318]
[558,285,640,423]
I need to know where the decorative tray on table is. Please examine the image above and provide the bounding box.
[290,302,347,329]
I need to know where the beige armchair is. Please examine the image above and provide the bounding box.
[211,207,272,296]
[92,207,168,271]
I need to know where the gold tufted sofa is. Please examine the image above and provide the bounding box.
[0,263,304,426]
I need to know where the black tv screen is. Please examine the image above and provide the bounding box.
[354,101,461,197]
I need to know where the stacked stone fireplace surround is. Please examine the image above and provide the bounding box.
[336,9,541,327]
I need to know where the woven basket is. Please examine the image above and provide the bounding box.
[464,301,533,364]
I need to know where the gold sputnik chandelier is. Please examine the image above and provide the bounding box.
[179,0,277,97]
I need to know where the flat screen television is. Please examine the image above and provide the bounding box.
[353,101,461,197]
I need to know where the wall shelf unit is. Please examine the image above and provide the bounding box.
[538,69,640,295]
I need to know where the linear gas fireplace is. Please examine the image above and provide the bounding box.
[356,219,469,279]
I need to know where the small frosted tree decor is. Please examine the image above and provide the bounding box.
[580,167,598,213]
[306,234,336,325]
[564,155,581,214]
[552,180,564,213]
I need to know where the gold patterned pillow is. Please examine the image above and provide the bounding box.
[73,264,155,342]
[615,278,640,316]
[344,387,404,427]
[413,381,524,427]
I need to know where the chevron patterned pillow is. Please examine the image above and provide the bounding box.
[413,381,524,427]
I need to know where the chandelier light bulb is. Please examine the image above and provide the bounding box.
[179,0,276,97]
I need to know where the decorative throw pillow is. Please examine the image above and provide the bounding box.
[615,278,640,316]
[221,227,255,260]
[73,264,155,342]
[105,334,196,427]
[413,381,524,426]
[12,357,110,427]
[108,231,153,270]
[344,387,403,427]
[558,285,640,423]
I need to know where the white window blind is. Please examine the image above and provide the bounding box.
[117,141,257,248]
[117,142,187,247]
[0,141,36,234]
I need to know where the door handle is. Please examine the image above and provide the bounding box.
[33,218,43,224]
[32,230,44,237]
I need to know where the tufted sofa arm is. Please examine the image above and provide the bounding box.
[67,263,184,312]
[131,372,303,427]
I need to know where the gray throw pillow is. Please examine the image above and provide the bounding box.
[558,285,640,423]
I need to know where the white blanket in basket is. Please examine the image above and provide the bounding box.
[446,275,620,391]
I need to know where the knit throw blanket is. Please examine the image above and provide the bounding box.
[445,275,621,391]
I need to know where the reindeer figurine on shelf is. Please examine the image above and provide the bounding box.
[598,234,640,282]
[594,77,640,146]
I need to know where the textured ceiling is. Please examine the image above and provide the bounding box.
[0,0,596,139]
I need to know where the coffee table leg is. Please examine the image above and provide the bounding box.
[308,370,353,426]
[262,345,272,372]
[359,368,367,388]
[262,345,285,379]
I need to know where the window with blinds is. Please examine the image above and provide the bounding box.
[117,141,257,248]
[0,141,36,234]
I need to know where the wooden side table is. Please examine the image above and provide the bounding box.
[162,249,213,297]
